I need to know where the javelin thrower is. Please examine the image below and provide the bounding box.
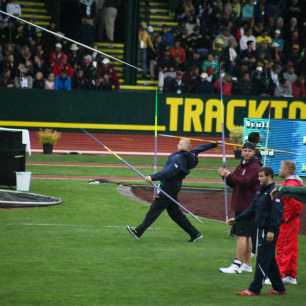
[127,138,219,242]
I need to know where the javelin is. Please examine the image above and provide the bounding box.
[153,89,159,198]
[0,10,141,71]
[159,134,294,154]
[159,133,235,147]
[219,68,229,221]
[82,129,202,223]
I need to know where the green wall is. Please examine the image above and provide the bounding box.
[0,89,305,135]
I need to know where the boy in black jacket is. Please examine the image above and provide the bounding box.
[127,138,217,242]
[227,167,285,296]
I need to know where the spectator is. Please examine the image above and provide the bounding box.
[96,57,119,89]
[160,25,174,48]
[149,34,165,79]
[45,73,55,90]
[214,74,233,96]
[169,40,186,66]
[49,43,68,69]
[0,69,14,88]
[240,28,256,51]
[69,44,82,69]
[237,72,253,95]
[287,44,302,67]
[52,62,74,78]
[164,70,187,94]
[95,0,105,40]
[241,0,254,20]
[82,54,96,89]
[241,40,257,68]
[232,0,241,19]
[158,67,176,91]
[256,30,272,45]
[138,22,154,78]
[79,0,96,19]
[77,0,96,45]
[95,73,113,90]
[184,65,200,93]
[14,63,33,89]
[292,75,306,97]
[6,0,21,17]
[274,78,293,97]
[33,71,45,89]
[33,55,47,76]
[272,29,284,51]
[55,69,72,91]
[270,63,281,87]
[223,39,238,74]
[252,64,274,96]
[283,62,298,84]
[73,69,86,90]
[214,28,237,50]
[196,72,214,94]
[103,0,121,42]
[202,54,219,79]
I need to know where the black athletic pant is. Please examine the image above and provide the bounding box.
[249,229,285,294]
[135,187,199,238]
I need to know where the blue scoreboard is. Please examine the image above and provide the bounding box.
[243,118,306,177]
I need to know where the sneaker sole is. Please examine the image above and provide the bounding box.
[189,234,203,243]
[126,226,140,240]
[219,269,242,274]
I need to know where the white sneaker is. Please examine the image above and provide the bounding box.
[282,276,297,285]
[263,278,272,285]
[219,262,242,274]
[239,263,253,273]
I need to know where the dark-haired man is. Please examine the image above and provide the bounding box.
[227,167,285,296]
[127,138,217,242]
[219,142,261,273]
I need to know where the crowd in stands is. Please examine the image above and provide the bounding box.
[78,0,122,45]
[140,0,306,97]
[1,0,306,95]
[0,0,120,91]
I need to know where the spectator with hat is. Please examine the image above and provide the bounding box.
[69,44,81,68]
[49,43,68,69]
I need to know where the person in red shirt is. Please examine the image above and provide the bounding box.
[169,40,186,65]
[49,43,68,69]
[292,75,306,97]
[213,74,233,96]
[218,142,261,274]
[276,160,304,285]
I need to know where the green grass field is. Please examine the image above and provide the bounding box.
[0,154,305,306]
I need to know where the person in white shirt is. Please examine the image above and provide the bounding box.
[240,28,256,51]
[6,0,22,16]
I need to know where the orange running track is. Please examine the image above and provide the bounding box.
[30,131,234,157]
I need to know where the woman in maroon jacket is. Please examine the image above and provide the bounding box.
[218,142,261,274]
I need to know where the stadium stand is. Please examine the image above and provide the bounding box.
[0,0,305,94]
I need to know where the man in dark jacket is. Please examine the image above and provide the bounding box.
[219,142,261,273]
[227,167,285,296]
[127,138,218,241]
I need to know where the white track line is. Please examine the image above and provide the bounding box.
[31,149,234,158]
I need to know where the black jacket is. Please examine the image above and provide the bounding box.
[235,183,283,234]
[151,143,216,183]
